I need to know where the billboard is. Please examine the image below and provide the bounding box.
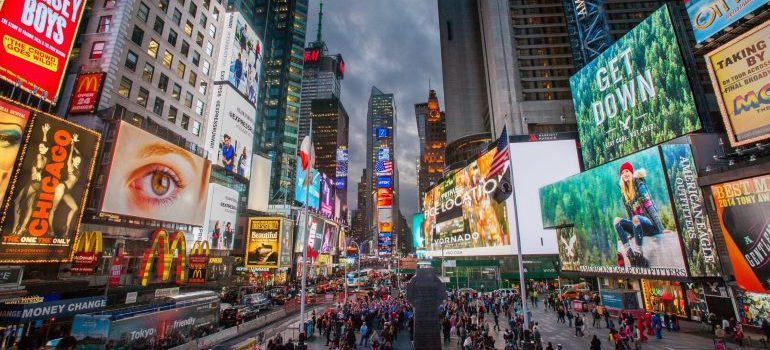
[295,212,324,256]
[377,176,392,188]
[279,218,294,267]
[202,183,239,250]
[137,229,187,286]
[320,220,337,254]
[0,111,100,263]
[71,231,103,273]
[245,218,281,268]
[101,121,211,225]
[215,12,262,106]
[294,159,320,210]
[0,0,87,103]
[711,175,770,292]
[0,100,31,199]
[540,146,701,277]
[205,84,257,178]
[377,188,393,207]
[378,207,393,233]
[686,0,769,43]
[320,173,334,217]
[377,127,389,139]
[705,19,770,147]
[68,72,104,114]
[247,154,271,211]
[570,5,700,169]
[377,147,391,161]
[412,213,424,249]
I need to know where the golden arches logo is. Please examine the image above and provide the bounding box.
[138,228,187,286]
[190,240,210,257]
[76,74,101,92]
[190,268,204,280]
[74,231,103,254]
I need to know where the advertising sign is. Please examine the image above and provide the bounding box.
[570,5,700,169]
[540,146,689,277]
[279,219,294,267]
[0,99,31,199]
[71,231,103,273]
[101,121,211,225]
[377,188,393,207]
[320,173,334,217]
[705,19,770,146]
[0,112,100,263]
[377,127,389,139]
[108,244,123,287]
[295,212,324,256]
[206,84,257,178]
[377,176,392,189]
[188,241,209,284]
[0,266,22,286]
[378,207,393,233]
[137,229,187,286]
[295,159,320,210]
[377,147,390,161]
[68,72,104,114]
[0,296,106,324]
[686,0,769,43]
[215,12,262,106]
[320,221,337,254]
[711,175,770,292]
[201,183,238,250]
[412,213,424,249]
[245,218,281,268]
[0,0,87,103]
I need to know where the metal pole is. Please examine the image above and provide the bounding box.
[343,253,348,305]
[299,119,313,341]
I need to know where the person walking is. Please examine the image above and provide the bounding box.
[590,335,601,350]
[567,309,574,327]
[360,322,369,346]
[575,315,585,337]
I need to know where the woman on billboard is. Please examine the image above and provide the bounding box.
[613,162,665,267]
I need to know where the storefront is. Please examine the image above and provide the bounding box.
[641,279,687,318]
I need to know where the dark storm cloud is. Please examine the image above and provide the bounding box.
[306,0,444,219]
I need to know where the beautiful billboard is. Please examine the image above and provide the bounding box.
[686,0,769,43]
[68,72,104,115]
[705,18,770,147]
[101,121,211,225]
[245,218,281,268]
[215,12,262,106]
[0,100,30,199]
[205,84,257,178]
[294,158,320,210]
[711,175,770,292]
[0,0,86,103]
[202,183,239,250]
[320,173,334,217]
[540,146,694,277]
[570,5,700,169]
[0,112,100,263]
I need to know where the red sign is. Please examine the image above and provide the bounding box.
[338,58,345,78]
[304,49,320,63]
[0,0,87,103]
[68,72,103,114]
[108,245,123,287]
[71,252,99,273]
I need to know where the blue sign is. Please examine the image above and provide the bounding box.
[376,127,388,139]
[687,0,769,43]
[600,291,625,309]
[335,177,346,190]
[377,176,392,188]
[377,147,390,161]
[0,296,108,323]
[294,159,320,210]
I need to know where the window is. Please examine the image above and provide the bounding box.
[142,62,154,82]
[158,0,169,12]
[147,39,159,58]
[196,32,204,46]
[188,2,197,17]
[124,50,138,70]
[212,7,219,21]
[198,80,207,95]
[117,76,132,98]
[205,41,213,56]
[184,92,193,108]
[167,29,178,46]
[136,87,149,107]
[162,50,173,68]
[181,114,190,130]
[184,21,193,37]
[188,71,197,87]
[177,0,185,5]
[195,99,204,115]
[104,0,116,7]
[172,84,181,100]
[153,16,165,34]
[192,120,201,136]
[90,41,105,59]
[172,8,182,25]
[192,51,200,66]
[137,2,149,22]
[131,25,144,45]
[181,41,190,56]
[175,61,186,78]
[153,97,164,115]
[199,14,207,27]
[446,21,452,41]
[208,23,216,38]
[158,73,169,92]
[202,60,210,75]
[97,16,112,32]
[202,0,210,9]
[167,106,178,123]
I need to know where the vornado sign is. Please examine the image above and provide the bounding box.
[137,229,187,286]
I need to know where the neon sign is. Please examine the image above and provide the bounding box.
[304,49,320,63]
[137,228,187,286]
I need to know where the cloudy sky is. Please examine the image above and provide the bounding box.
[305,0,444,221]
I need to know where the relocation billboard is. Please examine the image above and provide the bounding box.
[245,218,281,268]
[215,12,262,106]
[205,84,257,178]
[295,158,320,210]
[101,121,211,225]
[0,0,87,103]
[0,111,100,263]
[0,100,31,199]
[570,5,700,169]
[711,175,770,292]
[686,0,769,43]
[705,18,770,147]
[320,173,334,217]
[202,183,239,250]
[68,72,104,115]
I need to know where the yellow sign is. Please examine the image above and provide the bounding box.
[209,257,223,264]
[245,218,281,269]
[137,228,187,286]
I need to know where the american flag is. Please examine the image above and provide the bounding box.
[375,160,393,176]
[487,126,510,180]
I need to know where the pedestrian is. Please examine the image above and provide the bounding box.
[715,325,726,342]
[593,308,601,328]
[763,318,770,344]
[360,322,369,346]
[604,309,611,328]
[575,315,585,337]
[651,313,663,340]
[590,334,601,350]
[567,309,574,327]
[735,322,744,347]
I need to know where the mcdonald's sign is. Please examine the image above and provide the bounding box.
[137,228,187,286]
[188,240,209,284]
[71,231,103,273]
[68,72,104,114]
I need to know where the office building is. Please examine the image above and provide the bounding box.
[309,98,349,182]
[415,89,446,211]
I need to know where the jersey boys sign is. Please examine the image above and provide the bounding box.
[0,0,87,103]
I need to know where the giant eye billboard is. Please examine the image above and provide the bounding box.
[570,5,700,169]
[101,121,211,226]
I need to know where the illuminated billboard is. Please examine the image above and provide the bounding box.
[705,19,770,147]
[377,147,391,161]
[320,220,338,254]
[378,207,393,233]
[205,84,257,178]
[68,72,104,115]
[0,111,100,263]
[294,158,320,210]
[0,100,31,199]
[320,173,334,217]
[377,176,392,188]
[0,0,87,103]
[215,12,262,106]
[202,183,239,250]
[101,121,211,225]
[295,212,325,257]
[245,218,281,268]
[570,5,700,169]
[686,0,769,43]
[412,213,424,249]
[377,127,389,139]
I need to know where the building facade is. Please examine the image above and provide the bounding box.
[415,89,446,211]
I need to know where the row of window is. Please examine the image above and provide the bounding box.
[117,74,203,134]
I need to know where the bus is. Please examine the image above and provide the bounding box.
[71,291,220,349]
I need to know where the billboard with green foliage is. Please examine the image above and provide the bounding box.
[570,5,700,169]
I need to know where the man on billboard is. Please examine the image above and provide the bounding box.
[221,134,235,172]
[614,162,666,267]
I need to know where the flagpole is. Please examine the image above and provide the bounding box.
[299,118,312,342]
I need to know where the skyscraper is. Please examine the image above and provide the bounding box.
[415,89,446,211]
